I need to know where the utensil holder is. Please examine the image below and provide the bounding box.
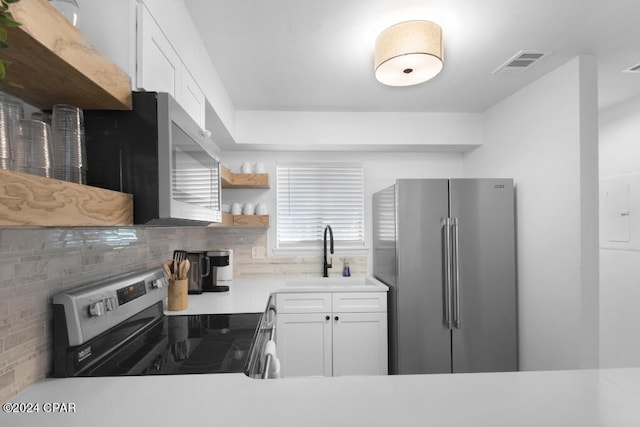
[168,279,188,311]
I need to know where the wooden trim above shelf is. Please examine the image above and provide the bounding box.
[2,0,132,110]
[221,166,269,189]
[0,169,133,226]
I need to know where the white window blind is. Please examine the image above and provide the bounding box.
[277,163,365,248]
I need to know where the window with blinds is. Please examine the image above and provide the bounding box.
[277,163,365,249]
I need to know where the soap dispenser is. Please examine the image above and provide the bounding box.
[342,259,351,277]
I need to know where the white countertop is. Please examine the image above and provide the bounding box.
[163,275,388,315]
[3,368,640,426]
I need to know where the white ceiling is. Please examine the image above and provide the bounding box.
[184,0,640,113]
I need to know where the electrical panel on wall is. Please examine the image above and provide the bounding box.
[600,175,640,250]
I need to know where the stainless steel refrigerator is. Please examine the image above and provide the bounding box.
[372,179,517,374]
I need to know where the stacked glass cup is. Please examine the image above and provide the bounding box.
[10,119,54,178]
[51,104,86,184]
[0,94,24,170]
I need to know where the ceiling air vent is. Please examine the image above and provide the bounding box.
[623,63,640,73]
[492,50,550,75]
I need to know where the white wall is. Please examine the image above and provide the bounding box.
[219,151,464,269]
[600,96,640,177]
[235,111,482,150]
[599,95,640,368]
[463,56,600,371]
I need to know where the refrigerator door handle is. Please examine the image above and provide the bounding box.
[443,217,453,329]
[452,217,461,329]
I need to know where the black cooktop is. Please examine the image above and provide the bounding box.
[68,303,261,377]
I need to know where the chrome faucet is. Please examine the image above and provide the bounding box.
[323,225,334,277]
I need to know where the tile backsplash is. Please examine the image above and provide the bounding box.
[0,226,366,402]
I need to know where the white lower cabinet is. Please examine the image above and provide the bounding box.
[277,313,333,377]
[332,312,388,376]
[275,292,388,377]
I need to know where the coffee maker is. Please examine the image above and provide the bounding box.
[202,250,231,292]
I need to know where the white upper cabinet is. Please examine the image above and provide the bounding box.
[76,0,137,83]
[136,3,205,127]
[137,3,182,98]
[76,0,207,127]
[180,67,206,129]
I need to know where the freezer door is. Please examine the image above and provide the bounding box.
[449,179,518,373]
[396,179,451,374]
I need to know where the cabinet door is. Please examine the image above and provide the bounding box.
[137,4,181,96]
[180,67,206,127]
[332,292,387,313]
[76,1,136,84]
[276,293,331,314]
[276,313,332,377]
[332,312,388,376]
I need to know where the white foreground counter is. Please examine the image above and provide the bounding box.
[2,368,640,426]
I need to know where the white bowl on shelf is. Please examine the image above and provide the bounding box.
[255,203,268,215]
[231,203,242,215]
[243,202,255,215]
[241,161,252,174]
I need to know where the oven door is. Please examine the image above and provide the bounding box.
[79,319,169,376]
[78,313,260,377]
[245,294,280,379]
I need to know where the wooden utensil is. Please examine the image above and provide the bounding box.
[178,259,190,280]
[163,259,174,279]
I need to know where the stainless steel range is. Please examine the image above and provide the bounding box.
[52,267,261,377]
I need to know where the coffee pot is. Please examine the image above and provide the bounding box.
[186,251,211,294]
[202,250,231,292]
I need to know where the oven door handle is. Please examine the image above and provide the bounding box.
[262,354,273,379]
[262,339,279,379]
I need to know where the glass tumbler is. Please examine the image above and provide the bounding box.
[48,0,80,27]
[10,119,54,178]
[0,94,24,170]
[51,104,86,184]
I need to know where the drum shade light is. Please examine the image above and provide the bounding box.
[374,20,443,87]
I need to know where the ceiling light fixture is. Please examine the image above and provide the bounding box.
[374,20,443,87]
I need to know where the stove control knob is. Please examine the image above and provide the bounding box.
[105,297,117,311]
[89,301,106,317]
[152,277,167,289]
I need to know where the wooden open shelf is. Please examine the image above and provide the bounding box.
[220,166,269,189]
[0,169,133,226]
[217,213,269,227]
[2,0,132,110]
[219,165,270,226]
